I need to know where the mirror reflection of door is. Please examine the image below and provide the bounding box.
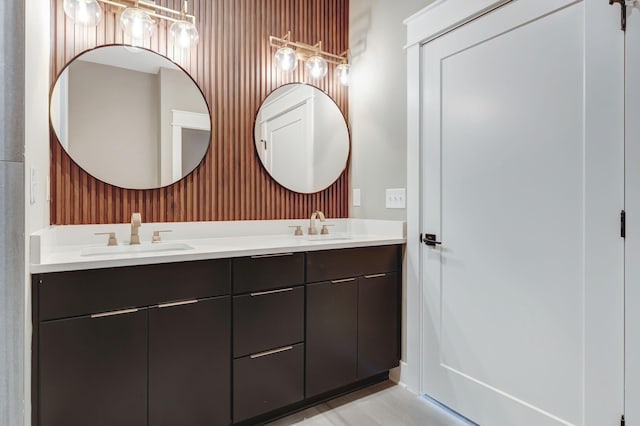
[181,128,210,178]
[254,84,349,194]
[260,87,314,192]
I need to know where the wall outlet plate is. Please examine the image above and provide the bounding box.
[353,188,361,207]
[385,188,406,209]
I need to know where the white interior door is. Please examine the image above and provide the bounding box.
[263,103,313,192]
[420,1,624,425]
[626,3,640,425]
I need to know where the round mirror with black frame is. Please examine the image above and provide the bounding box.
[253,83,350,194]
[50,45,211,190]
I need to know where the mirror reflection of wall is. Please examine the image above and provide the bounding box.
[50,46,211,190]
[254,84,349,194]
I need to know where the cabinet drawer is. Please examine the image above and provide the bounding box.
[233,343,304,423]
[232,252,304,294]
[306,245,401,283]
[38,259,230,321]
[233,286,304,358]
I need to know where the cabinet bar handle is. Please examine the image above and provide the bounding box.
[250,346,293,359]
[250,288,293,297]
[91,308,139,319]
[331,278,356,284]
[158,299,198,308]
[364,273,387,279]
[250,253,294,259]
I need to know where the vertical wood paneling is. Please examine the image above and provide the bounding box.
[50,0,349,224]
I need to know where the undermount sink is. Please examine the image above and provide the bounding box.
[80,242,194,257]
[303,233,353,242]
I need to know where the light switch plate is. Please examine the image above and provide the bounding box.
[353,188,361,207]
[385,188,406,209]
[30,167,38,205]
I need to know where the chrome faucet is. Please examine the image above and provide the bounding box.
[308,210,326,235]
[130,212,142,245]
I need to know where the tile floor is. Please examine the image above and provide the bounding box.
[267,381,473,426]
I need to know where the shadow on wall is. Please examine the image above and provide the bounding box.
[350,3,372,61]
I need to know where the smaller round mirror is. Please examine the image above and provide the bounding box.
[254,84,349,194]
[50,45,211,189]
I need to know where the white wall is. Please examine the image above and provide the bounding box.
[24,1,51,425]
[68,61,160,188]
[349,0,435,219]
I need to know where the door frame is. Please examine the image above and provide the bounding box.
[403,0,513,395]
[404,1,626,424]
[626,4,640,424]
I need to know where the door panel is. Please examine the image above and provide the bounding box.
[421,1,624,425]
[626,3,640,425]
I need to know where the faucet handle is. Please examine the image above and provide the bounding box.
[152,230,172,243]
[95,232,118,246]
[288,225,303,236]
[320,224,335,235]
[131,212,142,225]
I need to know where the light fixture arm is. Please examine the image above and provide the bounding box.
[98,0,196,24]
[269,31,348,65]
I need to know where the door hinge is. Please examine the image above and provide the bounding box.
[621,414,625,426]
[610,0,634,31]
[621,210,626,238]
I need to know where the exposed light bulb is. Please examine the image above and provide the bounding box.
[306,55,328,80]
[63,0,102,26]
[274,47,298,72]
[170,20,200,49]
[336,63,350,86]
[120,8,155,46]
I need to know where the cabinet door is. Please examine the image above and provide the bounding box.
[149,297,231,426]
[306,279,357,397]
[358,273,399,378]
[39,310,147,426]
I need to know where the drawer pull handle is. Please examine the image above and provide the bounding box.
[158,299,198,308]
[364,273,387,279]
[250,253,294,259]
[250,288,294,297]
[331,278,356,284]
[250,346,293,359]
[91,308,139,319]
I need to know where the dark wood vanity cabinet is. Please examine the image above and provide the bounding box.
[34,260,231,426]
[306,246,401,398]
[33,245,402,425]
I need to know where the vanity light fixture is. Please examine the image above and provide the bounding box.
[274,46,299,72]
[63,0,103,26]
[335,63,350,86]
[63,0,200,48]
[269,31,349,85]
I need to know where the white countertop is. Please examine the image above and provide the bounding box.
[30,219,406,274]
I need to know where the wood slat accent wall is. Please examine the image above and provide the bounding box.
[50,0,349,224]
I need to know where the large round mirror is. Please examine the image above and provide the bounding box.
[50,45,211,189]
[254,84,349,194]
